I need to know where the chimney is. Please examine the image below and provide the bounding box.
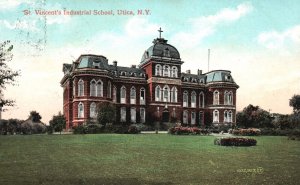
[197,69,202,75]
[186,70,191,74]
[113,61,117,67]
[131,65,136,68]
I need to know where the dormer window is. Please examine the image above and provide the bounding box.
[93,61,100,68]
[164,48,170,57]
[120,71,126,76]
[225,75,231,81]
[200,79,204,83]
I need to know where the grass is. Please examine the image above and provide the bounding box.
[0,134,299,185]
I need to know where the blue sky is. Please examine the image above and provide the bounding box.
[1,0,300,123]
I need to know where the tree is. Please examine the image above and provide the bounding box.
[289,95,300,114]
[0,40,20,107]
[49,112,66,134]
[29,111,42,122]
[96,102,116,125]
[236,104,273,128]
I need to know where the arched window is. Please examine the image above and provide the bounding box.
[228,111,233,122]
[155,85,161,101]
[213,90,219,105]
[120,107,126,122]
[163,85,170,102]
[107,81,111,98]
[140,88,146,105]
[140,108,145,123]
[228,91,233,105]
[120,86,126,104]
[130,86,136,104]
[90,80,96,96]
[90,102,97,118]
[213,110,219,123]
[183,91,188,107]
[131,107,136,123]
[191,112,196,125]
[78,79,84,96]
[163,65,170,77]
[96,80,103,97]
[155,64,162,76]
[171,87,177,103]
[191,91,196,108]
[183,110,188,124]
[171,66,178,78]
[199,92,205,108]
[199,111,204,125]
[224,110,228,122]
[78,102,84,118]
[73,80,76,96]
[113,86,117,103]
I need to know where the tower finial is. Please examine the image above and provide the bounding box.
[158,27,163,38]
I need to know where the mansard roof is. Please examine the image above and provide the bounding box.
[62,54,146,79]
[140,38,181,65]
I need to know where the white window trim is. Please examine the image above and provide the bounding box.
[78,79,84,97]
[140,88,146,105]
[191,91,196,108]
[213,90,219,105]
[78,102,84,118]
[183,91,188,107]
[213,109,219,123]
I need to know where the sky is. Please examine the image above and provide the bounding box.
[1,0,300,123]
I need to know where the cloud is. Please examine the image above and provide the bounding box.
[125,17,160,38]
[0,0,27,10]
[172,2,253,48]
[0,19,40,31]
[258,25,300,49]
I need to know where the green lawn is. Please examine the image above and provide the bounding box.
[0,134,299,185]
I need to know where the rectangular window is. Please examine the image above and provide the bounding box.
[131,108,136,123]
[120,107,126,122]
[191,112,196,125]
[140,108,145,123]
[140,89,145,105]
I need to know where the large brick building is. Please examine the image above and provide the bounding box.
[61,33,239,129]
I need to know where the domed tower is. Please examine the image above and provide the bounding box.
[139,28,183,124]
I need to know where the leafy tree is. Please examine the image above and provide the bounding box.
[0,40,20,107]
[29,111,42,122]
[289,95,300,114]
[97,102,116,126]
[49,112,66,134]
[236,104,273,128]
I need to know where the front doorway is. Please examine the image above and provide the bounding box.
[162,109,169,122]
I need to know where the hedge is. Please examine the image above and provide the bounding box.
[214,137,257,146]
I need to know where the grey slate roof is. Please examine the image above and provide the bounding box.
[141,38,180,64]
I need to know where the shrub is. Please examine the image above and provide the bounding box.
[214,137,257,146]
[168,126,209,135]
[232,128,261,136]
[73,124,103,134]
[127,124,140,134]
[73,125,86,134]
[260,128,300,136]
